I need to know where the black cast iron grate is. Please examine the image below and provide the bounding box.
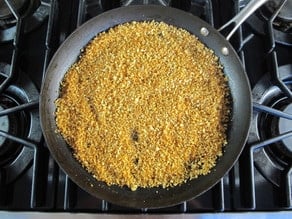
[0,0,291,213]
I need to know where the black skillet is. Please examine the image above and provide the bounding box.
[40,0,268,208]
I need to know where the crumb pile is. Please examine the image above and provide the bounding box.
[55,21,230,191]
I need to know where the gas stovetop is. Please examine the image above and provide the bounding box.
[0,0,292,214]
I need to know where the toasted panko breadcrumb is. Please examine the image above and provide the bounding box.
[55,21,230,191]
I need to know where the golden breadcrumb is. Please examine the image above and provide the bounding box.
[55,21,230,191]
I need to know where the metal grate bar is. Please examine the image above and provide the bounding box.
[180,201,187,213]
[266,0,292,99]
[64,175,77,210]
[238,148,256,210]
[0,49,18,94]
[284,166,292,208]
[270,52,292,99]
[237,33,254,53]
[47,155,59,209]
[253,102,292,120]
[141,208,148,213]
[0,0,24,94]
[77,0,86,27]
[0,130,37,149]
[212,178,225,211]
[45,0,58,50]
[30,147,58,209]
[101,200,109,212]
[4,0,24,46]
[233,0,255,210]
[205,0,214,26]
[0,101,38,116]
[30,147,40,208]
[251,131,292,150]
[43,0,59,79]
[266,0,287,54]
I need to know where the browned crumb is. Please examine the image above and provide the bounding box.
[55,21,230,191]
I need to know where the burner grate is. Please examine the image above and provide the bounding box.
[0,0,49,43]
[1,0,292,213]
[246,0,292,46]
[0,0,43,210]
[246,0,292,208]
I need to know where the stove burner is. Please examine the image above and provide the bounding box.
[0,63,41,185]
[262,97,292,165]
[0,95,27,166]
[249,64,292,187]
[0,0,49,43]
[246,0,292,46]
[278,104,292,157]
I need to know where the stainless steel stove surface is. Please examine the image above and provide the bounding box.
[0,0,292,215]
